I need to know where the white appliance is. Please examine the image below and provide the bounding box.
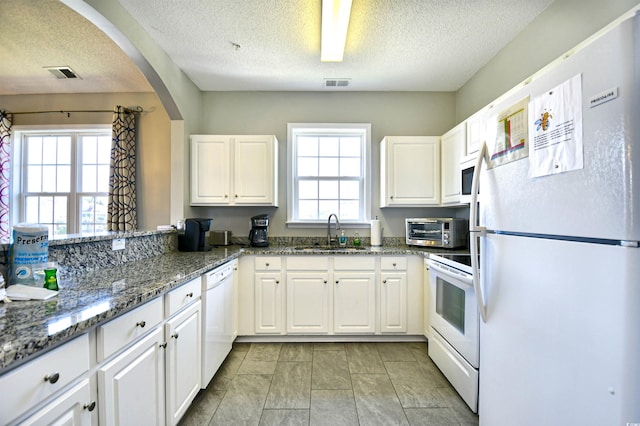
[470,11,640,426]
[201,259,237,388]
[426,253,479,412]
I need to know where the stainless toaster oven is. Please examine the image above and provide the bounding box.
[405,218,468,248]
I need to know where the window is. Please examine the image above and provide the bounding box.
[16,128,111,236]
[287,123,371,225]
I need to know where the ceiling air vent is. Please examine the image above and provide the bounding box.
[324,78,351,88]
[44,66,80,79]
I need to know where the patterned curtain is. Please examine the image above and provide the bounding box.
[107,106,137,231]
[0,111,12,240]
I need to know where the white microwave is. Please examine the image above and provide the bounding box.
[460,153,478,204]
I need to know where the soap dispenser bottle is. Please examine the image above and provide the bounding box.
[339,230,347,247]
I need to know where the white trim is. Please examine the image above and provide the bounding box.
[287,122,371,226]
[12,126,111,234]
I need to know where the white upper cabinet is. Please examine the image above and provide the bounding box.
[190,135,278,206]
[440,122,466,205]
[380,136,441,207]
[465,108,487,155]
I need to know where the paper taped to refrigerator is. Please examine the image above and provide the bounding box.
[528,74,584,178]
[488,97,529,168]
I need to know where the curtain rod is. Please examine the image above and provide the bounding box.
[9,106,144,117]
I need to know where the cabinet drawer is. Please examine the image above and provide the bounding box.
[381,257,407,270]
[333,256,375,270]
[255,256,281,271]
[0,333,90,425]
[286,256,329,270]
[165,277,201,317]
[97,297,163,362]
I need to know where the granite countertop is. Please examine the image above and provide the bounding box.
[0,243,461,373]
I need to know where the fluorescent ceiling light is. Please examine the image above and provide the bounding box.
[321,0,353,62]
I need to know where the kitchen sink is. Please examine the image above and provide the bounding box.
[292,245,367,251]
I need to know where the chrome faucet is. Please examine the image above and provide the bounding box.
[327,214,341,246]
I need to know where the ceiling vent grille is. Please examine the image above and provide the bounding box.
[324,78,351,88]
[45,66,80,79]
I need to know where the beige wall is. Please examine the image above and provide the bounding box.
[190,91,462,239]
[0,92,171,230]
[455,0,640,122]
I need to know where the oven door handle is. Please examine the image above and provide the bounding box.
[426,260,474,287]
[470,142,488,323]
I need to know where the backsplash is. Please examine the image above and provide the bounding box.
[0,230,177,280]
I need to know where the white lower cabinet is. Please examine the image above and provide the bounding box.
[424,259,431,338]
[333,271,376,333]
[255,271,284,334]
[380,257,408,333]
[165,302,201,425]
[0,333,92,426]
[21,378,94,426]
[244,254,423,337]
[286,271,330,333]
[98,327,166,426]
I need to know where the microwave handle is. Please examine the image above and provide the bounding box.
[470,142,488,323]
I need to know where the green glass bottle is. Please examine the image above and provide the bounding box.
[43,268,58,291]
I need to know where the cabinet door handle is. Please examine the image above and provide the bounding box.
[390,195,394,200]
[171,332,179,339]
[160,342,167,349]
[335,280,339,284]
[136,321,146,328]
[44,372,60,384]
[235,194,238,198]
[393,262,397,267]
[383,280,387,284]
[224,194,228,198]
[186,292,194,298]
[275,280,280,284]
[83,401,96,412]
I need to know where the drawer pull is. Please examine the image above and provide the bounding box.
[393,262,397,267]
[171,332,179,339]
[186,292,194,298]
[136,321,146,328]
[44,372,60,384]
[84,401,96,412]
[266,263,270,267]
[324,280,327,284]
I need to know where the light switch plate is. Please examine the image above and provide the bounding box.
[112,238,126,251]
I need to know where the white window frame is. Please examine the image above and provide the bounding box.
[287,123,371,227]
[11,125,111,236]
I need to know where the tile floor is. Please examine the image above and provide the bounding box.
[179,341,479,426]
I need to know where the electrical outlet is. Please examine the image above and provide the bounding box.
[112,238,126,251]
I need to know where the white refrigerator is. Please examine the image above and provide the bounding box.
[470,10,640,426]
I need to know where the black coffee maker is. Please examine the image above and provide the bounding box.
[249,214,269,247]
[178,218,212,251]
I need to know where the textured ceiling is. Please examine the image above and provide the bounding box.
[0,0,554,95]
[0,0,152,95]
[117,0,554,91]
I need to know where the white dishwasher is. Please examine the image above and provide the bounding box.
[201,259,236,388]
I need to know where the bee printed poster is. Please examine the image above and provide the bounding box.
[528,74,583,178]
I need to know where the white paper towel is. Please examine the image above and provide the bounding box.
[370,219,382,246]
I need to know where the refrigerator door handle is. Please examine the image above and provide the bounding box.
[470,142,488,322]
